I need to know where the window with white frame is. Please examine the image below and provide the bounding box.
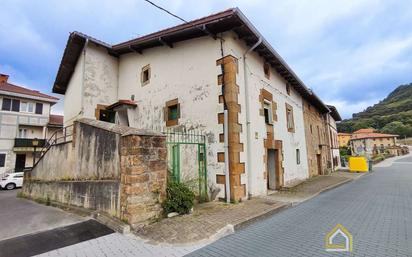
[19,128,27,138]
[263,100,273,124]
[20,102,35,113]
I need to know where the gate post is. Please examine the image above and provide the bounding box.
[119,133,167,228]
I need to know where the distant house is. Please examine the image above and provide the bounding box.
[338,132,351,147]
[0,74,61,174]
[349,129,398,157]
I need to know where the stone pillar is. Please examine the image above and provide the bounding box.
[119,134,167,228]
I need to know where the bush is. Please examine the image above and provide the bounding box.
[162,181,195,215]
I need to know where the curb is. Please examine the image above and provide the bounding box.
[233,202,291,231]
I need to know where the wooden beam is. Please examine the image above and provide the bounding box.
[129,45,142,54]
[159,37,173,48]
[201,25,217,40]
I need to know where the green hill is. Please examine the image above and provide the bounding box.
[337,83,412,137]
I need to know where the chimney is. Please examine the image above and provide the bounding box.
[0,74,9,83]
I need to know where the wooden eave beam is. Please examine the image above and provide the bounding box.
[159,37,173,48]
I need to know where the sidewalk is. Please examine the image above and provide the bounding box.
[263,171,365,204]
[137,198,289,245]
[34,171,364,257]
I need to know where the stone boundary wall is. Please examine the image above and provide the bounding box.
[23,118,167,227]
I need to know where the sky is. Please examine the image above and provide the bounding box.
[1,0,412,119]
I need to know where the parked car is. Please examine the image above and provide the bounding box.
[0,172,24,190]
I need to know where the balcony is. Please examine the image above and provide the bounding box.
[14,138,46,148]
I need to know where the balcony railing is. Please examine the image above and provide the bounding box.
[14,138,46,148]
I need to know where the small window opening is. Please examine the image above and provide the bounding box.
[264,62,270,79]
[296,149,300,164]
[141,65,150,86]
[286,83,291,95]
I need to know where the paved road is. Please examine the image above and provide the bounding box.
[187,155,412,257]
[0,189,84,240]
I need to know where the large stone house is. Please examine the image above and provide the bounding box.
[349,128,399,157]
[0,74,62,175]
[53,8,340,201]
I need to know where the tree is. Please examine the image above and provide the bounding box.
[381,121,412,137]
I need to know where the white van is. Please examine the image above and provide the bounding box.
[0,172,24,190]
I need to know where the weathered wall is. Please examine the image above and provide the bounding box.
[83,44,118,120]
[23,119,166,225]
[63,43,118,126]
[222,32,309,193]
[23,181,121,217]
[117,36,225,198]
[327,113,341,170]
[63,51,84,126]
[302,100,330,177]
[29,122,120,180]
[119,134,167,227]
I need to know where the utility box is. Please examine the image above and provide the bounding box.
[349,157,369,173]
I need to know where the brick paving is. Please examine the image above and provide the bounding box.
[137,198,288,244]
[187,155,412,257]
[35,154,412,257]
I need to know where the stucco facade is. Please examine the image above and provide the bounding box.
[54,9,338,202]
[302,100,330,177]
[60,32,313,200]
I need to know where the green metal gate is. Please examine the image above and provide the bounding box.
[164,129,208,201]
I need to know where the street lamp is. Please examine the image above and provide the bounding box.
[32,138,39,167]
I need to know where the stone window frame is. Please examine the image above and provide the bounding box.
[285,103,295,133]
[141,64,151,86]
[164,98,180,127]
[263,62,270,79]
[263,99,273,125]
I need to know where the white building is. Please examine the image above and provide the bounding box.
[0,74,62,175]
[326,105,342,170]
[53,8,334,201]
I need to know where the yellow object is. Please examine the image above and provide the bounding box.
[349,157,369,172]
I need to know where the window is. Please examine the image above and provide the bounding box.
[141,65,150,86]
[14,174,24,178]
[35,103,43,114]
[310,124,313,134]
[20,102,34,113]
[20,102,27,112]
[28,102,34,112]
[11,99,20,112]
[1,98,11,111]
[165,98,180,127]
[19,128,27,138]
[285,103,295,132]
[296,149,300,164]
[0,154,5,167]
[263,62,270,79]
[263,101,273,124]
[99,110,116,123]
[286,83,291,95]
[1,98,20,112]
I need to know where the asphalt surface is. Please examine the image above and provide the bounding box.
[0,190,84,240]
[0,220,113,257]
[187,154,412,257]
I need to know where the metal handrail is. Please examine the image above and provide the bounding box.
[32,124,74,169]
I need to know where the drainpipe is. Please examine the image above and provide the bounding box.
[223,110,230,203]
[243,37,262,199]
